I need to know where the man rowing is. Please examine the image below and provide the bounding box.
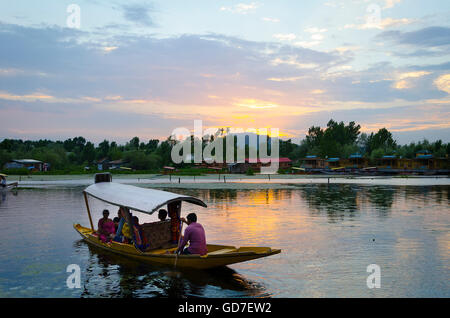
[176,213,207,256]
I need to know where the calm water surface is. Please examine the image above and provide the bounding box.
[0,183,449,297]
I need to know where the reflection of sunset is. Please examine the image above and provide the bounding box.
[201,189,313,246]
[394,237,424,260]
[437,232,450,265]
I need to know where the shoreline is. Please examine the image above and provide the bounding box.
[7,173,450,188]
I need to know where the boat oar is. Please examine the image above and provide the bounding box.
[173,220,184,268]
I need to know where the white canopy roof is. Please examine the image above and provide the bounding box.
[84,182,207,215]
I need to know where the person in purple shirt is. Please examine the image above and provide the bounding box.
[176,213,207,256]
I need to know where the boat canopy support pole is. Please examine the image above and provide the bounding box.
[83,192,95,231]
[168,201,182,243]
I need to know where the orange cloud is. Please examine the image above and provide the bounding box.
[435,74,450,94]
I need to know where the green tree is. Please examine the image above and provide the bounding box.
[0,149,12,168]
[146,139,159,153]
[305,126,323,148]
[123,151,162,170]
[97,140,110,159]
[305,120,361,158]
[366,128,396,155]
[81,142,96,164]
[370,148,385,161]
[155,138,174,166]
[128,137,140,150]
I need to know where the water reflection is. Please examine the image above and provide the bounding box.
[0,189,18,204]
[297,184,360,222]
[75,241,267,298]
[367,186,394,218]
[403,186,450,206]
[293,184,411,221]
[1,184,449,297]
[172,188,293,208]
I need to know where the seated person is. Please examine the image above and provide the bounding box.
[113,217,120,231]
[113,209,121,231]
[97,209,115,243]
[118,213,143,244]
[158,209,168,222]
[120,215,148,249]
[113,208,125,242]
[176,213,207,256]
[121,213,133,244]
[132,216,149,251]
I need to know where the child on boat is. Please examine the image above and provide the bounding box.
[158,209,168,221]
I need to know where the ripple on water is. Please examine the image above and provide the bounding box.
[0,184,449,297]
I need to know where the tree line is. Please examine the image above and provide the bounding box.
[296,120,449,161]
[0,119,448,172]
[0,136,173,172]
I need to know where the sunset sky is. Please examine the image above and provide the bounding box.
[0,0,449,144]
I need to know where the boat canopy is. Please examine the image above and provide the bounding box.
[83,182,207,215]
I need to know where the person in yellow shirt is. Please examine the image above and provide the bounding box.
[113,207,132,243]
[121,219,133,243]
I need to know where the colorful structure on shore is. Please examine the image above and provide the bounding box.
[297,151,449,175]
[3,159,48,172]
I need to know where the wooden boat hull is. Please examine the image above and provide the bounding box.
[74,224,281,269]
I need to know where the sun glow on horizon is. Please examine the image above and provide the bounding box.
[233,98,279,109]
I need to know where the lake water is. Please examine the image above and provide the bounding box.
[0,181,449,297]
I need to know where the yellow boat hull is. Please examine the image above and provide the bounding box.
[74,224,281,269]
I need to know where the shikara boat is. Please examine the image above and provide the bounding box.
[74,173,280,269]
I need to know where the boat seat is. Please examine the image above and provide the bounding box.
[207,248,237,255]
[141,220,173,250]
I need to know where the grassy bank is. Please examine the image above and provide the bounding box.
[0,167,229,177]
